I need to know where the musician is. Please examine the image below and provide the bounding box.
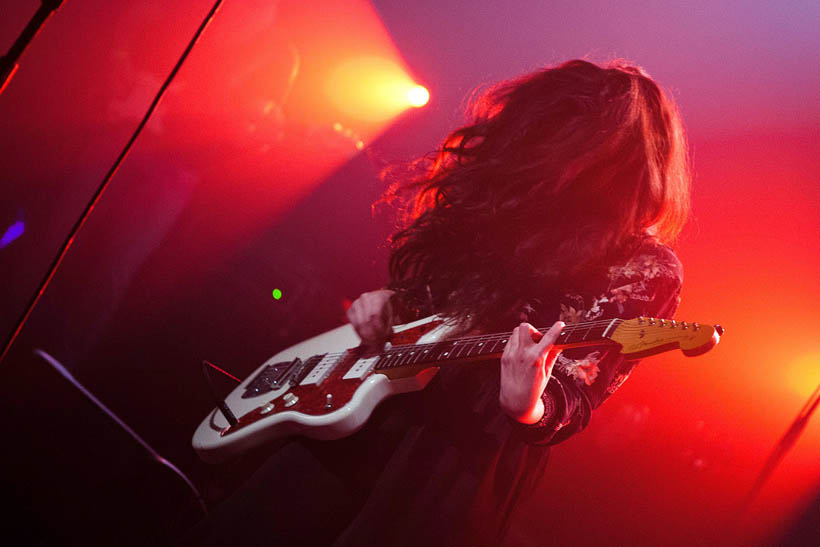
[189,59,689,546]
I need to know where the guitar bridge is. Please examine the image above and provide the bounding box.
[242,358,300,398]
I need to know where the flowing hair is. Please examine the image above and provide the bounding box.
[384,59,690,329]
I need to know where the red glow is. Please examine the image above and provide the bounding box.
[97,0,425,299]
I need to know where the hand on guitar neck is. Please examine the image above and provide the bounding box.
[500,321,565,425]
[346,290,565,426]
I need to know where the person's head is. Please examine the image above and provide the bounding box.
[386,59,690,327]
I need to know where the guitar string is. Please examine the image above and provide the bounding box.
[311,318,620,362]
[306,317,704,366]
[281,318,699,380]
[312,319,624,367]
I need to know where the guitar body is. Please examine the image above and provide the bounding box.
[193,316,456,463]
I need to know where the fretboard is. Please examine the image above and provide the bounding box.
[374,318,622,372]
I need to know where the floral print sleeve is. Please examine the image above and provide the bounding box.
[520,241,683,445]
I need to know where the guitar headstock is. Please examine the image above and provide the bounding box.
[608,317,723,359]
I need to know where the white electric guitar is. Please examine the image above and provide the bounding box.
[192,315,722,462]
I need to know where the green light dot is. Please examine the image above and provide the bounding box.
[272,288,282,300]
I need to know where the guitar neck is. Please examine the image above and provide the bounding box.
[375,319,621,379]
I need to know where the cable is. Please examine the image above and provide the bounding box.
[34,349,208,516]
[0,0,224,365]
[202,360,239,426]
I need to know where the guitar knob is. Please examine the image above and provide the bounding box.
[325,394,333,409]
[715,324,724,335]
[681,321,689,329]
[693,322,701,331]
[282,392,299,407]
[260,402,275,415]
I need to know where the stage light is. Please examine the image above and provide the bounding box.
[326,56,428,122]
[407,85,429,107]
[0,220,24,249]
[272,288,283,300]
[785,352,820,398]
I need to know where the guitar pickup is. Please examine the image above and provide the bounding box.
[242,358,300,398]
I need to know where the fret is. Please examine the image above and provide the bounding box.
[490,337,508,353]
[401,349,418,365]
[379,344,426,369]
[394,349,410,366]
[438,343,453,361]
[408,347,423,365]
[487,338,501,354]
[452,341,468,358]
[384,351,400,368]
[482,339,495,354]
[561,323,610,345]
[601,319,619,338]
[564,326,586,344]
[415,346,433,364]
[481,339,493,355]
[394,350,410,366]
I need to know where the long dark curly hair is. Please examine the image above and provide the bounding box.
[385,59,690,330]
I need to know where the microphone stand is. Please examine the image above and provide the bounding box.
[0,0,65,96]
[744,380,820,508]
